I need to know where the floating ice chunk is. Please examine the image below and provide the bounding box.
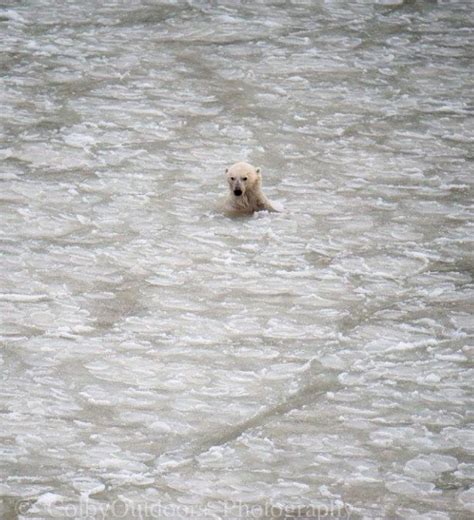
[271,200,285,212]
[458,487,474,512]
[386,479,440,498]
[35,493,63,507]
[2,9,26,23]
[404,455,458,480]
[442,427,474,452]
[320,354,348,370]
[149,421,172,433]
[417,373,441,385]
[376,0,405,6]
[455,463,474,480]
[30,310,57,328]
[196,445,238,469]
[0,293,49,302]
[71,477,105,497]
[395,509,450,520]
[63,133,97,148]
[97,457,148,472]
[0,445,29,463]
[270,479,310,498]
[260,362,303,381]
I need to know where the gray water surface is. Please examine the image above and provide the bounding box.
[1,1,473,519]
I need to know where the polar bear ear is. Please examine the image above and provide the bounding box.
[225,168,228,173]
[256,167,261,175]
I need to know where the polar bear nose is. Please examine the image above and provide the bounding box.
[233,188,243,197]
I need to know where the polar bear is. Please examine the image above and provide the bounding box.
[222,161,280,216]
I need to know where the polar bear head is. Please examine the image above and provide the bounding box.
[225,162,262,198]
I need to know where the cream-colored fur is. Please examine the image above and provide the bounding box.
[222,162,279,216]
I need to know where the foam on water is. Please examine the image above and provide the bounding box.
[1,1,473,519]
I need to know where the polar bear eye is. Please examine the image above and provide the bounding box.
[230,177,235,181]
[242,177,247,181]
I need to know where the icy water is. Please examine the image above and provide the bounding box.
[1,0,473,519]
